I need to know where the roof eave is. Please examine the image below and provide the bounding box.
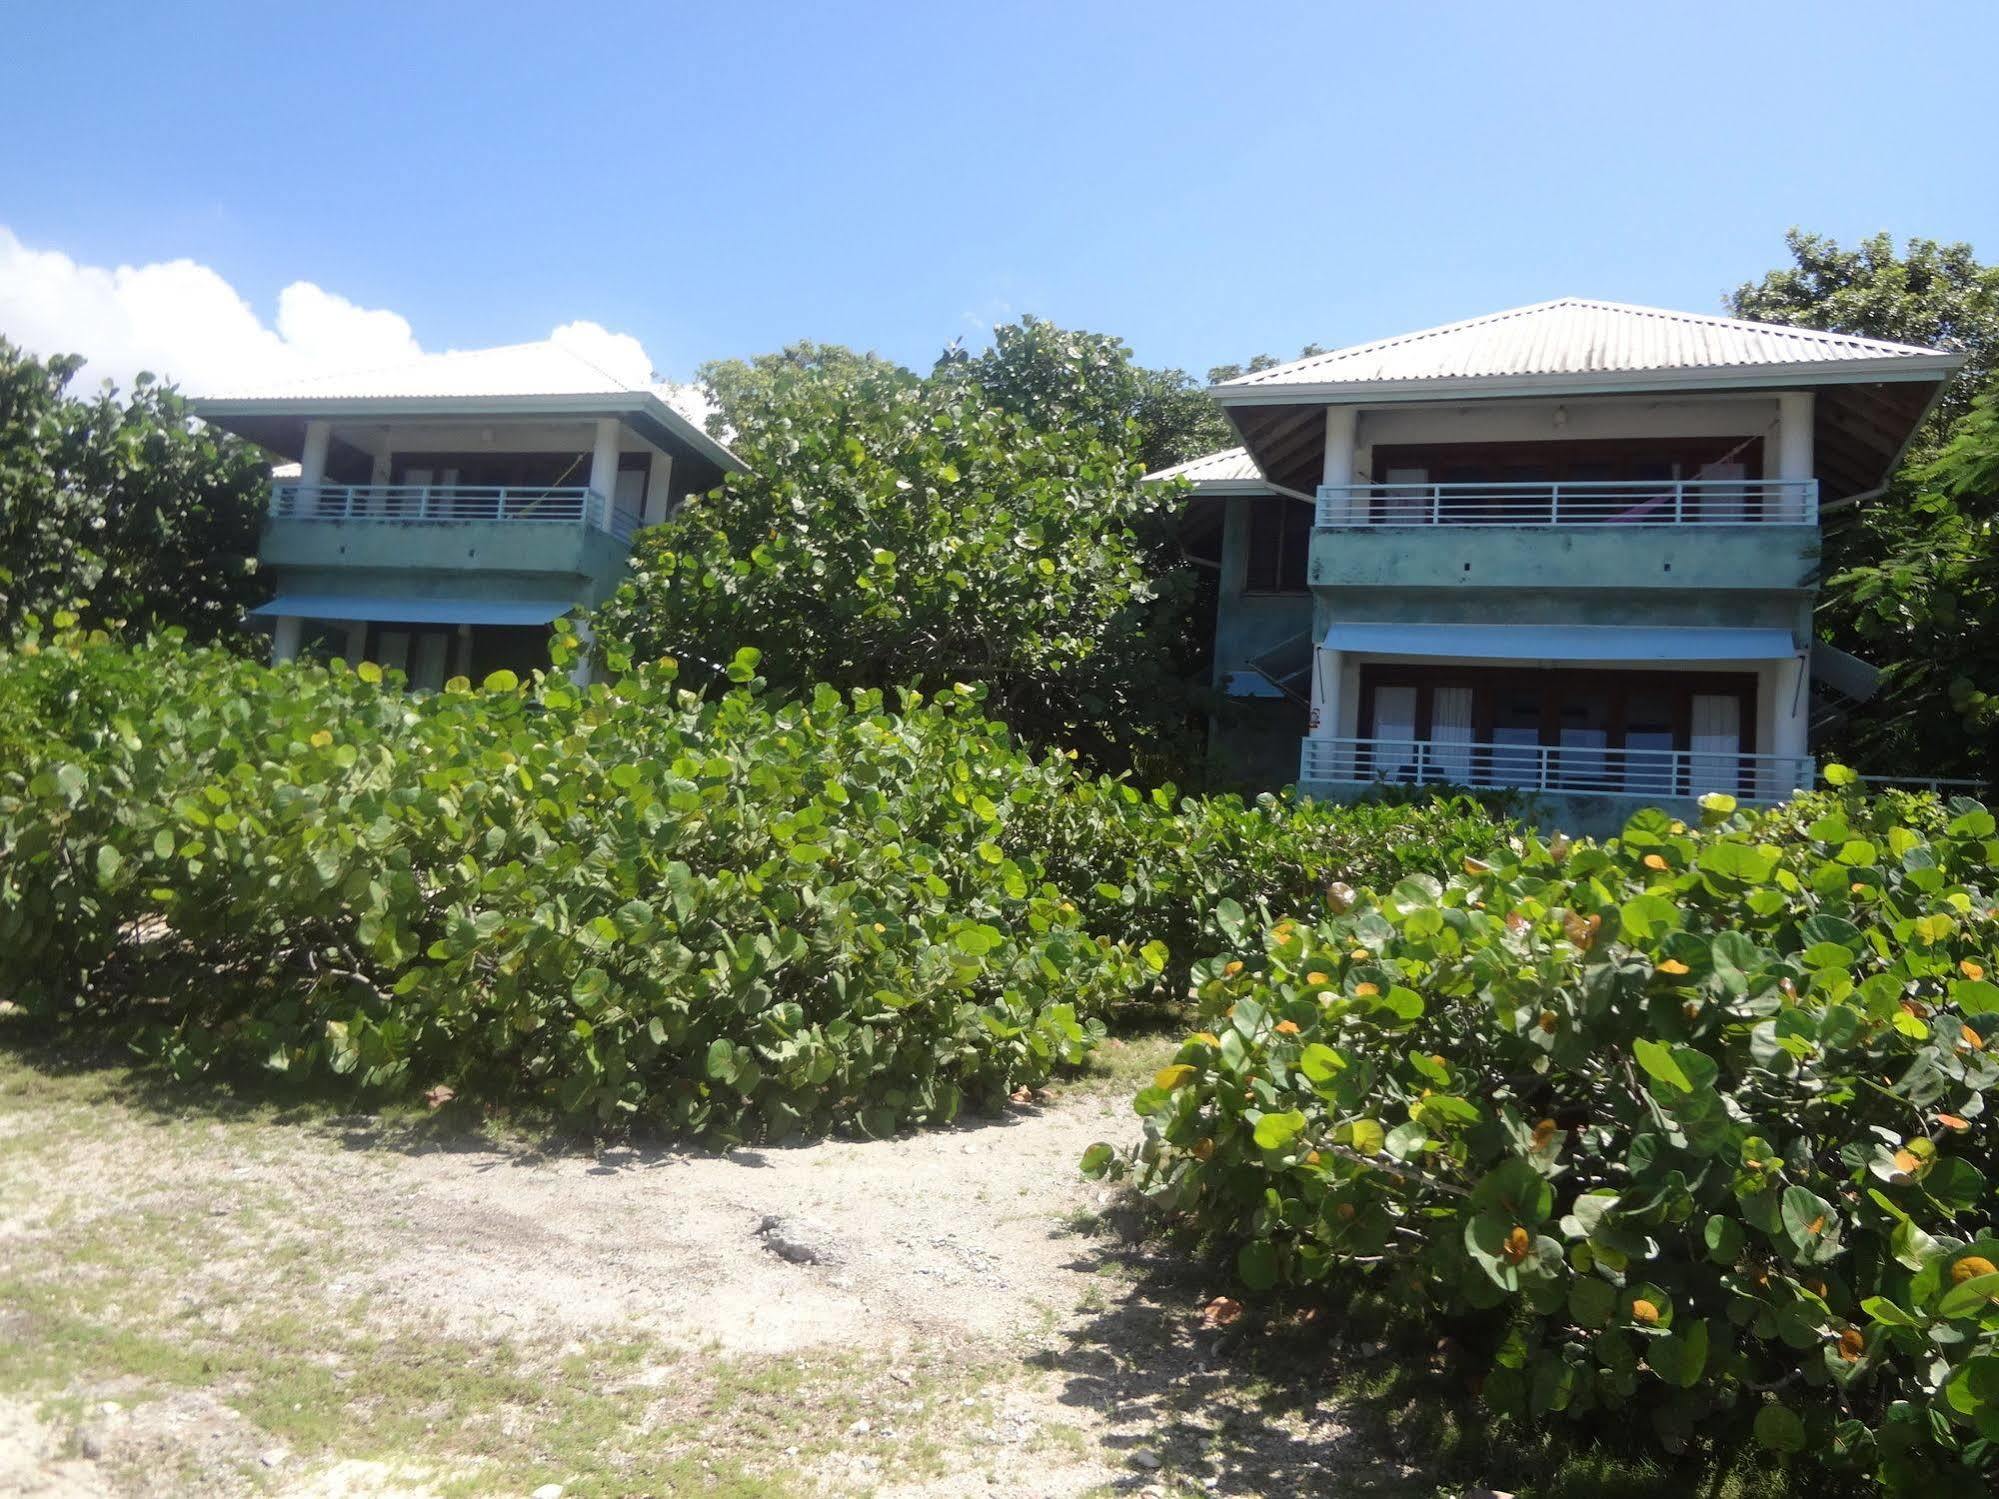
[190,390,743,473]
[1207,355,1964,408]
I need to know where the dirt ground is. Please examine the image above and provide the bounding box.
[0,1037,1443,1499]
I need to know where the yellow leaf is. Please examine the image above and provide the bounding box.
[1657,958,1690,976]
[309,729,333,748]
[1154,1064,1197,1092]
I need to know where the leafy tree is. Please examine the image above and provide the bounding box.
[1730,231,1999,451]
[942,315,1231,473]
[1730,233,1999,779]
[1833,390,1999,780]
[0,338,268,641]
[595,331,1200,770]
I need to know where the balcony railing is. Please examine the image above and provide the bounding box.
[269,483,637,542]
[1314,478,1817,529]
[1299,735,1813,805]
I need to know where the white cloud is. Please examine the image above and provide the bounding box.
[0,228,700,421]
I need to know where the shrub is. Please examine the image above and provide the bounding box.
[1087,790,1999,1493]
[0,623,1505,1142]
[0,623,1147,1139]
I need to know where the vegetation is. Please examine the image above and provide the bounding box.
[1088,782,1999,1492]
[1730,230,1999,783]
[0,338,267,642]
[0,622,1509,1142]
[596,329,1202,772]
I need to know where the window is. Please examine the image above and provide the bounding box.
[1356,667,1757,794]
[1244,498,1312,592]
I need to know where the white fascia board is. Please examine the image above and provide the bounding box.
[1207,355,1964,408]
[192,391,743,472]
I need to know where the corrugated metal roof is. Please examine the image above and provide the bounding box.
[1220,298,1957,392]
[1143,446,1267,485]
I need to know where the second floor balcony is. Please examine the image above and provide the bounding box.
[270,482,638,541]
[1315,477,1818,530]
[261,481,637,583]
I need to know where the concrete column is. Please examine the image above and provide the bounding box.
[1776,391,1815,520]
[299,420,332,517]
[643,450,674,526]
[1321,406,1358,521]
[1769,652,1811,796]
[271,616,304,664]
[454,623,474,681]
[587,418,621,525]
[1306,647,1345,782]
[567,617,595,688]
[343,621,369,664]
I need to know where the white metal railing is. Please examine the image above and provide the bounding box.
[1299,735,1814,804]
[1314,478,1818,529]
[270,483,637,541]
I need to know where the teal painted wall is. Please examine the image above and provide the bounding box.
[1211,496,1313,686]
[1309,524,1819,596]
[261,519,632,609]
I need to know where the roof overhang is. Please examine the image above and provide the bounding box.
[248,593,575,626]
[1207,356,1960,408]
[1323,622,1799,662]
[191,390,742,480]
[1220,363,1960,506]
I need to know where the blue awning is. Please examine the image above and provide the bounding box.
[1321,623,1798,661]
[248,594,574,626]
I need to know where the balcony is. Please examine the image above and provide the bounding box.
[1299,735,1813,806]
[261,483,637,584]
[1314,478,1817,530]
[270,483,635,542]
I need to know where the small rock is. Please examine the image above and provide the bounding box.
[889,1368,912,1385]
[77,1427,109,1461]
[97,1401,121,1415]
[1131,1449,1161,1470]
[532,1485,565,1499]
[260,1449,286,1468]
[756,1214,842,1266]
[848,1417,871,1436]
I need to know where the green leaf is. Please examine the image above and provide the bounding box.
[1237,1239,1279,1291]
[1254,1110,1306,1151]
[1938,1272,1999,1319]
[1079,1142,1114,1177]
[1633,1038,1692,1092]
[1753,1402,1807,1453]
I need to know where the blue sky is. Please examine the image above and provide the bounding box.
[2,0,1995,387]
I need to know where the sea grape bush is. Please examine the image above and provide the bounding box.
[0,623,1506,1142]
[0,623,1143,1139]
[1087,789,1999,1492]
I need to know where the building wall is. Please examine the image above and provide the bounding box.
[1211,494,1313,689]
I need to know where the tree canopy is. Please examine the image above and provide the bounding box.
[0,339,268,642]
[593,320,1201,770]
[1729,231,1999,782]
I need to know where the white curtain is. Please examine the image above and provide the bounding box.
[1370,686,1418,781]
[1430,686,1474,784]
[1378,466,1429,525]
[1689,694,1742,796]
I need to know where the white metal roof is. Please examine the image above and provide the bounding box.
[190,340,741,473]
[1216,298,1960,400]
[1143,446,1268,488]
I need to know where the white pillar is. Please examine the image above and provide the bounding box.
[271,615,304,664]
[643,450,675,526]
[587,418,621,524]
[1322,407,1358,520]
[299,420,332,517]
[1770,652,1811,796]
[1776,391,1815,520]
[567,617,595,688]
[1304,647,1345,783]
